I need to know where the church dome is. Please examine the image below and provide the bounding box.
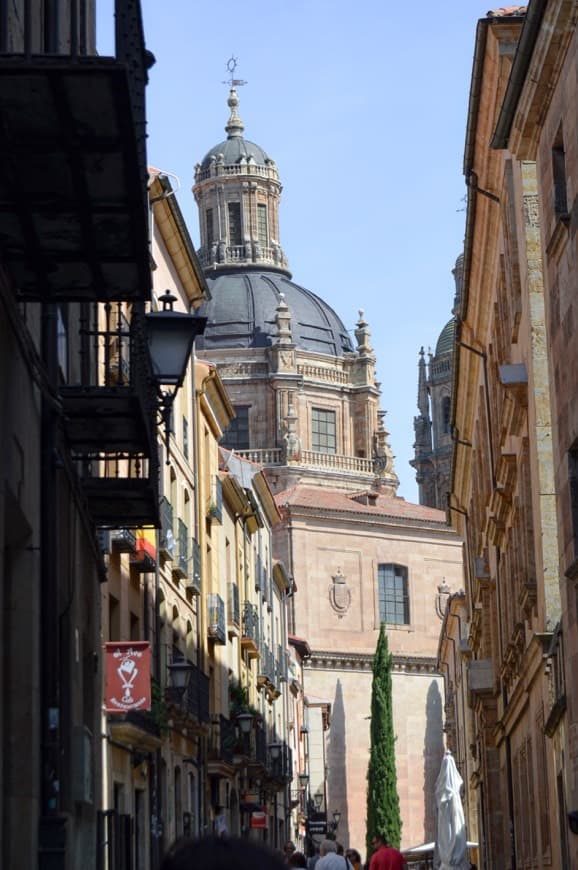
[196,269,354,356]
[200,138,271,172]
[435,317,456,356]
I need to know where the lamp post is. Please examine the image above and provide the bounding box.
[167,659,194,701]
[330,810,341,834]
[236,712,254,735]
[145,289,207,461]
[269,742,282,762]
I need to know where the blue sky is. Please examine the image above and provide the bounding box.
[99,0,487,501]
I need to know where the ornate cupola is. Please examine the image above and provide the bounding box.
[193,73,289,275]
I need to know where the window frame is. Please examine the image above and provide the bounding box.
[220,405,250,451]
[227,201,242,247]
[378,563,410,626]
[311,407,337,455]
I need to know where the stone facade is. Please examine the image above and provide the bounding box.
[448,6,573,868]
[273,488,463,851]
[499,1,578,865]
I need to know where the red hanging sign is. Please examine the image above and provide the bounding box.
[250,811,268,829]
[104,641,151,712]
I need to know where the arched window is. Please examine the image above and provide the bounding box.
[378,563,410,625]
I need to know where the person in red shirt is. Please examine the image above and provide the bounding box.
[368,834,407,870]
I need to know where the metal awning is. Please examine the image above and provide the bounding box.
[0,56,151,301]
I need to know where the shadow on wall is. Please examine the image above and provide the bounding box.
[423,680,444,842]
[327,679,349,847]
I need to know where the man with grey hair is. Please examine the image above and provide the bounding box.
[316,839,353,870]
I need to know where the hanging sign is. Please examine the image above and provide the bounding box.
[104,641,151,712]
[250,811,268,829]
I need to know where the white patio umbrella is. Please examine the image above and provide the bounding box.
[433,751,470,870]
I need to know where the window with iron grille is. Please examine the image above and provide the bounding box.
[257,203,268,246]
[312,408,336,454]
[228,202,242,246]
[220,405,250,450]
[378,563,410,625]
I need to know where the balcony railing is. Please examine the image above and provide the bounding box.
[241,602,260,657]
[159,497,174,559]
[234,448,282,466]
[187,538,202,595]
[110,528,137,554]
[60,306,159,527]
[300,450,374,474]
[0,0,152,303]
[228,582,240,628]
[208,715,236,765]
[268,741,292,784]
[206,476,223,523]
[173,519,189,580]
[207,594,226,645]
[258,643,277,688]
[277,645,288,683]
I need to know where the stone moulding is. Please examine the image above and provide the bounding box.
[305,651,439,675]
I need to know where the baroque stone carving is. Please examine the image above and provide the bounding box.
[328,567,351,618]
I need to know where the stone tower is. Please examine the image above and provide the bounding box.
[193,83,464,852]
[411,254,463,509]
[192,83,398,495]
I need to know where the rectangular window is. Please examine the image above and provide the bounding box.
[378,563,410,625]
[206,208,214,248]
[183,416,189,460]
[568,445,578,567]
[552,126,568,216]
[257,203,268,246]
[220,405,250,450]
[228,202,242,246]
[312,408,337,454]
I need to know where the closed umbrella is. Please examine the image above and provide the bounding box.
[433,751,469,870]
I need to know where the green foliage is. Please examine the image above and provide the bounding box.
[150,677,169,734]
[229,680,260,718]
[366,624,402,855]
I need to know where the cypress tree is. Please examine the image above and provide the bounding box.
[366,624,402,855]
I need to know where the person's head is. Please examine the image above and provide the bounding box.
[319,840,337,857]
[160,836,286,870]
[346,849,361,865]
[336,843,344,855]
[373,834,388,850]
[284,842,296,859]
[288,852,307,868]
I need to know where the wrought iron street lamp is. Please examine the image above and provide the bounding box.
[167,659,194,697]
[268,741,282,761]
[314,790,324,811]
[145,289,206,460]
[236,712,254,734]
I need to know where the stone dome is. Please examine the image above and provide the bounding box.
[196,269,354,356]
[435,317,456,356]
[199,137,272,172]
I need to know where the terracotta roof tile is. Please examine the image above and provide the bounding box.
[486,5,526,17]
[274,485,447,524]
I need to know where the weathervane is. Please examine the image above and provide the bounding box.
[223,56,247,89]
